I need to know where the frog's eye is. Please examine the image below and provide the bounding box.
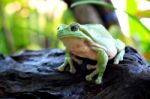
[70,25,78,31]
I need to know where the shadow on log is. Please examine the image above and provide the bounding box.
[0,46,150,99]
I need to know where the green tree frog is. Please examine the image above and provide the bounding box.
[57,23,125,84]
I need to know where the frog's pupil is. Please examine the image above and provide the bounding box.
[70,25,78,31]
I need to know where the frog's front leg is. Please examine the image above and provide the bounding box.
[114,39,125,64]
[57,49,76,74]
[86,48,108,84]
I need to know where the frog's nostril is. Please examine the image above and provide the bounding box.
[58,26,64,31]
[57,27,63,32]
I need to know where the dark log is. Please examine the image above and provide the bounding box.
[0,47,150,99]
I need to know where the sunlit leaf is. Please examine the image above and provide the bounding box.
[126,0,137,14]
[71,0,115,10]
[71,0,150,34]
[126,12,150,34]
[126,0,150,41]
[136,10,150,18]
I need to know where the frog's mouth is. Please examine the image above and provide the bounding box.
[58,32,84,39]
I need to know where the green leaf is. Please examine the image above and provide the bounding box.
[71,1,115,10]
[126,0,137,14]
[136,10,150,18]
[126,0,150,42]
[125,12,150,33]
[71,0,150,34]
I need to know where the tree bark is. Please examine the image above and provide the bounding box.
[0,47,150,99]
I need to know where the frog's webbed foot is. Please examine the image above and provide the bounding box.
[85,64,99,80]
[69,63,76,74]
[86,64,106,84]
[57,65,65,72]
[114,39,125,64]
[85,67,99,81]
[114,49,125,64]
[57,57,68,72]
[85,67,102,84]
[57,57,76,74]
[95,76,102,84]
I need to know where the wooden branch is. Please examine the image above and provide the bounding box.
[0,47,150,99]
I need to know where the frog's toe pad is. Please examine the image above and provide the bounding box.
[114,59,119,64]
[86,65,92,70]
[69,68,76,74]
[86,65,96,70]
[85,75,92,81]
[114,56,123,64]
[57,66,65,72]
[95,77,102,84]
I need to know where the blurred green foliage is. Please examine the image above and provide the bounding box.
[0,0,150,62]
[0,0,75,54]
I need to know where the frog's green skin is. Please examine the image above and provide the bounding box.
[57,23,125,84]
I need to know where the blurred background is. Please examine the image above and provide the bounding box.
[0,0,150,62]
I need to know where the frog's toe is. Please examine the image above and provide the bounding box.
[69,68,76,74]
[87,65,92,70]
[86,65,96,70]
[120,56,124,61]
[85,75,92,81]
[57,66,65,72]
[114,56,123,64]
[95,77,102,84]
[114,59,119,64]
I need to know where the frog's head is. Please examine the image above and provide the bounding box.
[57,23,84,39]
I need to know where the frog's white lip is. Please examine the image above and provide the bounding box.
[58,33,84,38]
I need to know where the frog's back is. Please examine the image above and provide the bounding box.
[80,24,117,59]
[80,24,115,46]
